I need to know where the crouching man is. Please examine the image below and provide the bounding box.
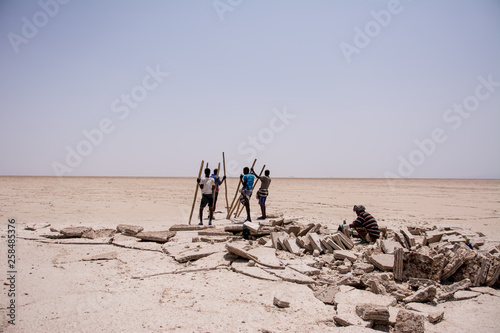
[339,205,380,243]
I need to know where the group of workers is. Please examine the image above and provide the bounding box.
[196,166,271,226]
[196,167,380,244]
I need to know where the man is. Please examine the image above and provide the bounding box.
[197,168,215,226]
[340,205,380,243]
[239,167,255,222]
[251,168,271,220]
[210,169,226,212]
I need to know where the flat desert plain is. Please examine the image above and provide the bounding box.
[0,177,499,332]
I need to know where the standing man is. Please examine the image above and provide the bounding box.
[239,167,255,222]
[197,168,215,226]
[339,205,380,243]
[252,168,271,220]
[210,169,226,213]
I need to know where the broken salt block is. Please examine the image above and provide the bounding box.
[246,247,283,269]
[273,296,290,308]
[394,309,425,333]
[470,286,500,297]
[200,236,230,243]
[270,232,285,250]
[326,238,343,251]
[400,251,444,282]
[60,226,92,238]
[405,303,444,323]
[25,222,51,231]
[263,267,315,284]
[400,228,416,248]
[173,247,220,263]
[308,233,325,253]
[82,229,116,239]
[366,279,387,295]
[437,278,471,301]
[355,303,390,321]
[408,278,439,290]
[337,265,350,274]
[82,251,118,261]
[353,263,375,273]
[336,232,354,249]
[117,224,144,235]
[423,231,444,245]
[486,259,500,286]
[334,250,357,262]
[288,263,321,276]
[257,237,268,246]
[380,240,402,254]
[224,225,244,233]
[169,224,209,232]
[198,229,232,236]
[313,249,320,257]
[243,221,260,233]
[452,251,488,287]
[225,243,258,262]
[283,237,302,255]
[320,237,334,253]
[286,225,301,236]
[135,231,176,243]
[333,314,371,328]
[394,231,409,249]
[330,235,345,250]
[369,254,394,271]
[441,248,467,280]
[231,261,280,281]
[453,290,481,301]
[313,285,341,305]
[403,285,437,303]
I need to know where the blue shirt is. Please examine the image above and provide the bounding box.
[210,174,221,191]
[242,174,255,190]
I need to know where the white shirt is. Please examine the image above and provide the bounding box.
[200,177,215,195]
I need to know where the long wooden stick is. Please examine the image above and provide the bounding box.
[227,178,242,219]
[188,160,204,225]
[222,152,229,213]
[212,162,220,209]
[228,159,257,219]
[236,164,265,218]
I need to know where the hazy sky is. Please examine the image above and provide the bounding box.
[1,0,499,178]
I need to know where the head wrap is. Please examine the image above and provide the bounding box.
[353,205,366,212]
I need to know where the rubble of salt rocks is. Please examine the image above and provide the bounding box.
[22,216,500,332]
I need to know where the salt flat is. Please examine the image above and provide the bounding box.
[0,177,499,332]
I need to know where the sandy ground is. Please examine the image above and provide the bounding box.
[0,176,499,332]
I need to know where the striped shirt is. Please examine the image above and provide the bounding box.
[349,211,380,239]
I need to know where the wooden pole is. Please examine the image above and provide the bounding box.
[222,152,229,213]
[227,178,242,219]
[212,162,221,209]
[236,164,265,218]
[229,159,257,219]
[188,160,204,225]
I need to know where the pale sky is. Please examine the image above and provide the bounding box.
[1,0,499,178]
